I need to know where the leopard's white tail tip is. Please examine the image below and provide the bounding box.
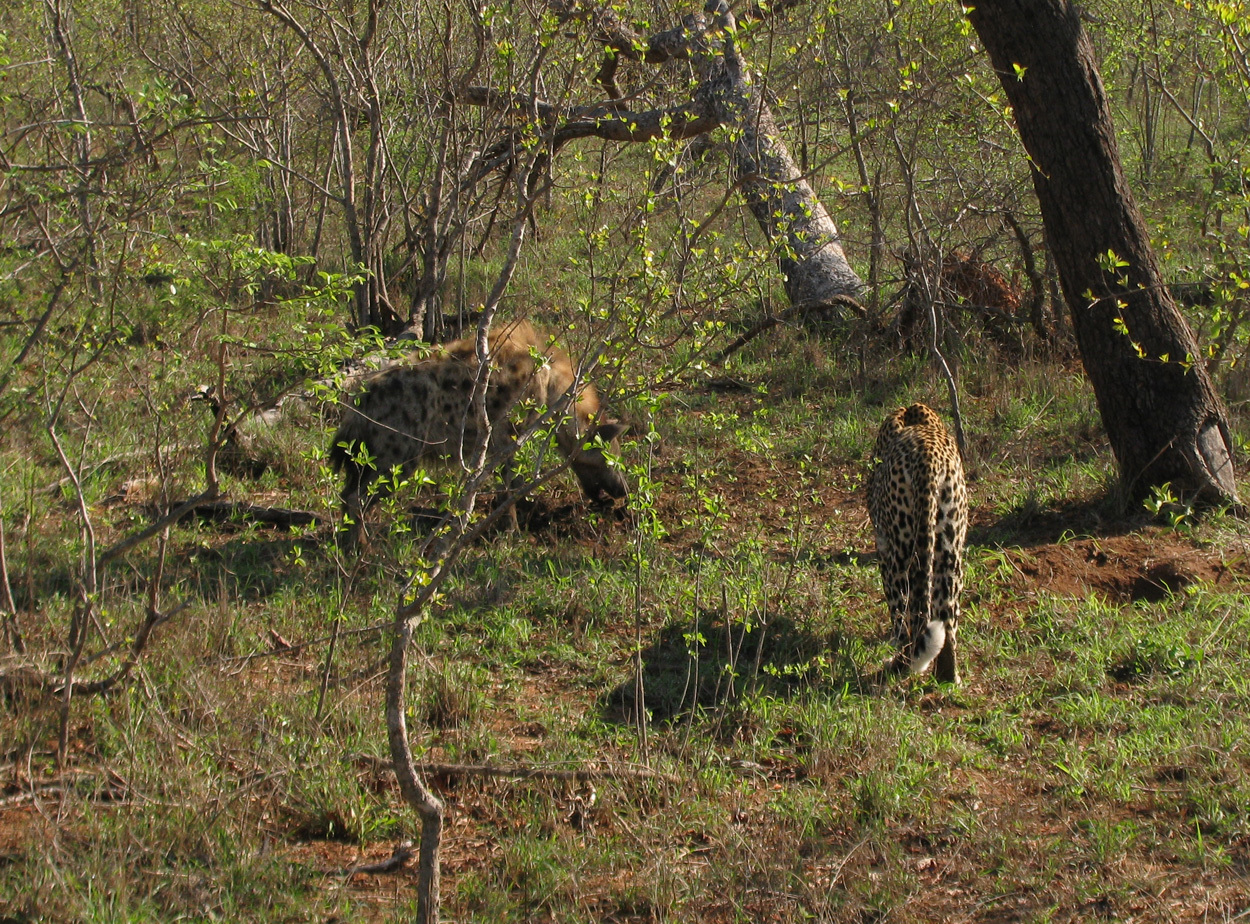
[909,619,946,675]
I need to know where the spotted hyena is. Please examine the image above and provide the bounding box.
[329,320,628,542]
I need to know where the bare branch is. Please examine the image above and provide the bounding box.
[551,105,719,149]
[177,500,325,531]
[339,841,415,877]
[458,87,718,156]
[547,0,710,63]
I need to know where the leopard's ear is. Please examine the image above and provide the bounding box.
[592,420,629,442]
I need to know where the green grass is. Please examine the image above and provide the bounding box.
[3,322,1250,922]
[6,0,1250,916]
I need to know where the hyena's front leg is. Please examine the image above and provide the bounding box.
[338,485,367,549]
[498,459,521,532]
[337,457,377,549]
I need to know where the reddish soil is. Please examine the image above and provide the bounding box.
[0,804,34,860]
[519,437,1250,609]
[1006,531,1249,603]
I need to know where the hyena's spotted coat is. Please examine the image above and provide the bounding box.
[330,321,627,542]
[867,403,968,684]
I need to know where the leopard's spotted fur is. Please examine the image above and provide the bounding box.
[867,404,968,684]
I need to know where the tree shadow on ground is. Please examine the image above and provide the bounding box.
[969,492,1150,551]
[9,528,317,614]
[182,533,320,602]
[602,614,864,723]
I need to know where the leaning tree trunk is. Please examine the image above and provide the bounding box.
[724,84,864,310]
[700,1,863,310]
[967,0,1237,505]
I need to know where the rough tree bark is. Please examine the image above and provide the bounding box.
[385,611,443,924]
[967,0,1237,505]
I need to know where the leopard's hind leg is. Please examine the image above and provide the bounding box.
[932,625,958,684]
[929,471,966,684]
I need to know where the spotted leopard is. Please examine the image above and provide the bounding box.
[867,403,968,684]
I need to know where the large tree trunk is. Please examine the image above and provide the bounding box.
[967,0,1237,505]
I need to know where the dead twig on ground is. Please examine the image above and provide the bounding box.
[351,754,680,785]
[212,620,389,666]
[339,840,415,877]
[178,500,326,531]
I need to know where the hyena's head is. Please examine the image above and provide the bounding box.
[557,419,630,503]
[543,355,629,504]
[468,321,631,503]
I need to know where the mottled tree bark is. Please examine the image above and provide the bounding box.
[701,6,865,309]
[968,0,1237,504]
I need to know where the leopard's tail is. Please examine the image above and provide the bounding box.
[907,618,947,676]
[905,455,945,675]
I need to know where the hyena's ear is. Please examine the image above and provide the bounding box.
[593,420,629,443]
